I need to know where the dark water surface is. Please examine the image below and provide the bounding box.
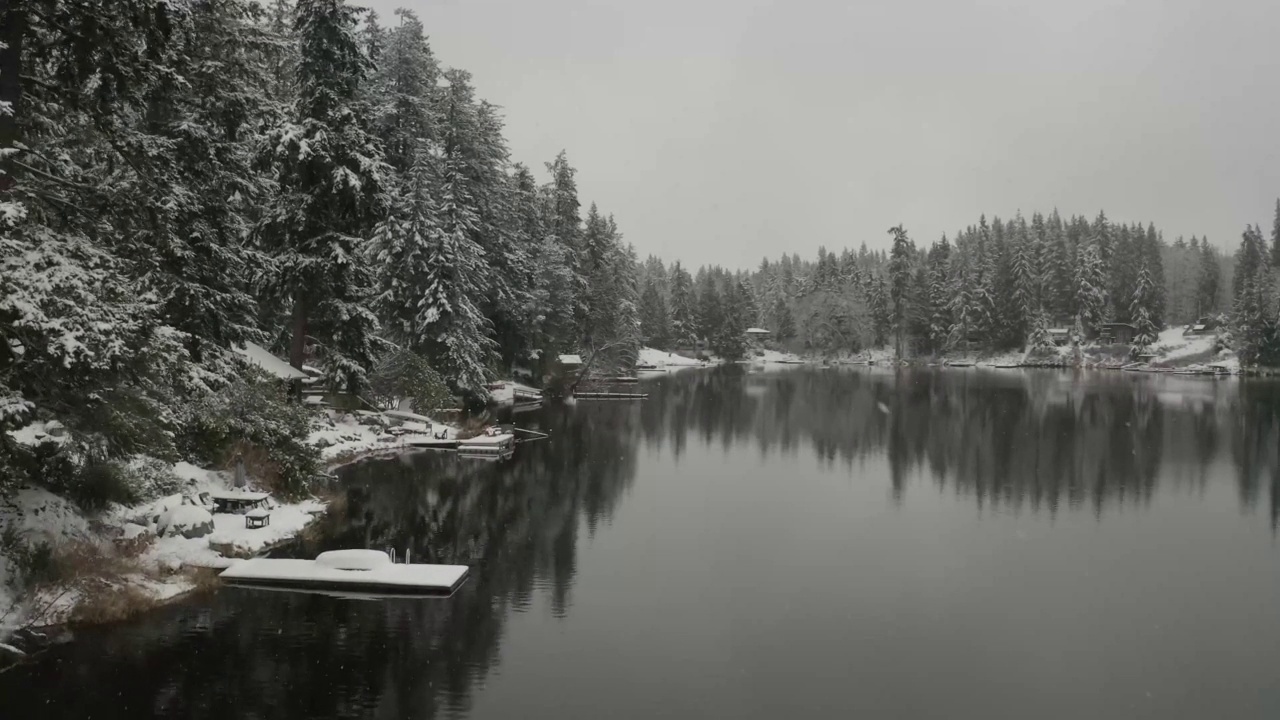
[6,367,1280,719]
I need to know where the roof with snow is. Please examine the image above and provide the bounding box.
[745,327,771,334]
[558,354,583,365]
[234,342,309,380]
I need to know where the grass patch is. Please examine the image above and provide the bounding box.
[66,580,159,626]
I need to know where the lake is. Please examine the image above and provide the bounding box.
[5,366,1280,719]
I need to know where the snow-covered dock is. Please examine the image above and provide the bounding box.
[457,430,515,454]
[219,550,468,596]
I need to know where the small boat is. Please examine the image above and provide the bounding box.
[220,549,468,596]
[635,363,659,371]
[574,391,648,400]
[945,361,975,368]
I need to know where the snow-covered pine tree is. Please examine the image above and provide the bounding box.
[1010,222,1039,347]
[712,280,749,360]
[887,225,914,358]
[257,0,389,385]
[125,0,275,362]
[1232,225,1278,366]
[639,277,670,348]
[927,236,953,352]
[1143,223,1167,328]
[415,154,498,391]
[867,275,890,348]
[544,151,588,339]
[668,262,697,347]
[1074,239,1108,341]
[1197,241,1221,318]
[1130,262,1160,348]
[369,9,439,174]
[1271,199,1280,267]
[697,270,724,344]
[774,297,796,341]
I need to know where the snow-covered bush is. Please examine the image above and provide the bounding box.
[177,378,320,498]
[121,457,185,503]
[366,348,452,412]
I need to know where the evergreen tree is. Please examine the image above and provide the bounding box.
[1196,241,1221,318]
[1074,239,1108,341]
[868,275,890,347]
[1232,225,1278,365]
[696,271,724,343]
[773,297,796,341]
[258,0,388,384]
[413,154,497,391]
[639,277,670,348]
[544,151,587,336]
[1010,219,1038,346]
[1130,263,1160,348]
[668,263,697,347]
[1272,199,1280,267]
[927,237,953,351]
[886,225,914,357]
[712,280,748,360]
[370,9,438,174]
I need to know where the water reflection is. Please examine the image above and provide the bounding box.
[5,368,1280,719]
[643,368,1280,521]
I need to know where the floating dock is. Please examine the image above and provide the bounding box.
[457,432,516,453]
[574,391,649,400]
[220,550,468,596]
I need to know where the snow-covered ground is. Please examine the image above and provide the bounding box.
[638,347,705,368]
[2,408,458,640]
[1148,327,1229,365]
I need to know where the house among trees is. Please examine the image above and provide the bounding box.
[1184,317,1221,335]
[1099,323,1138,345]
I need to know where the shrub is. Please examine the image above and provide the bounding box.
[176,377,320,498]
[366,348,452,413]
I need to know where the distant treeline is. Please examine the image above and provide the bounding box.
[637,205,1280,364]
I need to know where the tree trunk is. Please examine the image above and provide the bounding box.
[289,298,308,369]
[0,0,25,194]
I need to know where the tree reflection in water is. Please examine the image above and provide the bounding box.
[5,368,1279,719]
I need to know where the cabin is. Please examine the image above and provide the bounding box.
[1184,317,1221,335]
[745,327,771,339]
[557,354,583,369]
[1047,328,1071,346]
[1099,322,1137,345]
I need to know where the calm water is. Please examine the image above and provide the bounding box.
[6,367,1280,719]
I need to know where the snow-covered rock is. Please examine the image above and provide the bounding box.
[156,506,214,539]
[120,523,150,541]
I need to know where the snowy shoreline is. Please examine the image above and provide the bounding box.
[0,409,460,648]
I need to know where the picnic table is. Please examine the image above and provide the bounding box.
[245,508,271,529]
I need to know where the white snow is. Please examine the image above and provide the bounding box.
[1150,327,1222,364]
[233,342,309,380]
[156,505,214,538]
[5,420,68,448]
[315,549,390,570]
[220,554,468,591]
[638,347,703,368]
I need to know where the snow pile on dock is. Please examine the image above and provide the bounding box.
[220,550,468,594]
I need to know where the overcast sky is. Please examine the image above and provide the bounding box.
[366,0,1280,269]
